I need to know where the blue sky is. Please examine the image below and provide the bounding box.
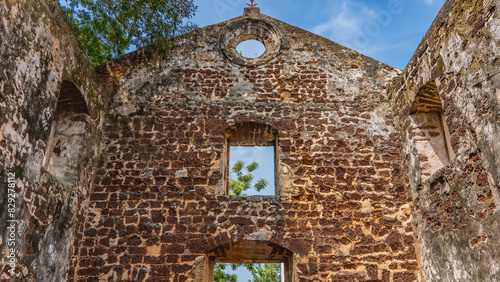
[191,0,446,69]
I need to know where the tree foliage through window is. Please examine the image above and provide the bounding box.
[214,263,281,282]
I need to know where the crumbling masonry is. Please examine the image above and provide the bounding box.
[1,0,500,281]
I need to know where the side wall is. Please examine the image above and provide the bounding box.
[394,0,500,280]
[0,0,107,280]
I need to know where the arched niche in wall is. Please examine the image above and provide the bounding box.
[43,80,90,188]
[409,81,454,181]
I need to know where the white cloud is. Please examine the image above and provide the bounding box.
[311,0,378,46]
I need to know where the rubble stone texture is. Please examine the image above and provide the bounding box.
[0,0,499,281]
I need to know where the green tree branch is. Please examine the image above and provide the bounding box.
[58,0,197,66]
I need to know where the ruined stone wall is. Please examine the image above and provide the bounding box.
[393,0,500,280]
[70,11,420,281]
[0,0,106,280]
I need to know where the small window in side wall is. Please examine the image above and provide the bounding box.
[43,80,90,188]
[224,122,279,196]
[410,81,455,181]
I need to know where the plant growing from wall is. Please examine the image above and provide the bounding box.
[58,0,197,66]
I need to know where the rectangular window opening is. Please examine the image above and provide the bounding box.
[228,146,275,196]
[214,262,284,282]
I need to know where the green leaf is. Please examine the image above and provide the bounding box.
[254,179,268,191]
[247,263,281,282]
[246,161,259,172]
[214,263,238,282]
[238,174,254,186]
[215,263,281,282]
[232,161,244,174]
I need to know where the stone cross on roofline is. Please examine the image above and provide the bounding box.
[247,0,257,8]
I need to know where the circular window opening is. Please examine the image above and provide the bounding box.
[237,39,266,59]
[221,18,282,66]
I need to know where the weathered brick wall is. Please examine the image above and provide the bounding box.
[0,0,105,280]
[5,0,498,280]
[393,0,500,280]
[70,11,420,281]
